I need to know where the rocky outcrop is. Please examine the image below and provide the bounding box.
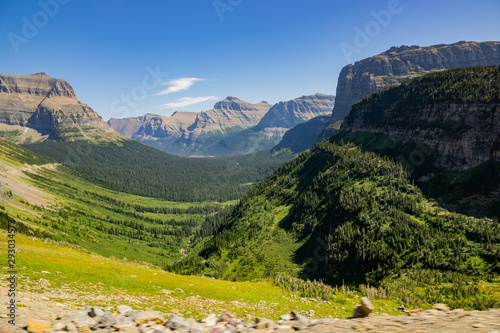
[340,65,500,171]
[0,72,117,142]
[322,41,500,139]
[345,102,500,171]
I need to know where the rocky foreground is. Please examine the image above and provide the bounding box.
[1,299,499,333]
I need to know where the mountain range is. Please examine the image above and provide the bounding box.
[109,94,334,156]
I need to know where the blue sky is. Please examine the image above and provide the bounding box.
[0,0,499,120]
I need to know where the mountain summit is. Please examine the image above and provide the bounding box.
[0,73,118,142]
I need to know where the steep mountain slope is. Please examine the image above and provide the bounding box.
[271,116,340,155]
[109,97,272,156]
[0,72,119,142]
[173,141,500,285]
[320,41,500,139]
[206,94,335,155]
[337,65,500,217]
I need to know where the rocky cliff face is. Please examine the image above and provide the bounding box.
[255,93,335,137]
[0,72,117,142]
[340,65,500,171]
[326,41,500,132]
[345,102,500,171]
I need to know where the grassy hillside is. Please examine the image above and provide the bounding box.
[0,228,409,319]
[172,141,500,308]
[23,139,290,202]
[0,138,235,266]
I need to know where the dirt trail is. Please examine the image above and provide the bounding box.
[0,163,58,208]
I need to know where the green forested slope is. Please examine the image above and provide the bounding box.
[0,138,235,266]
[24,139,290,202]
[174,141,500,286]
[337,65,500,217]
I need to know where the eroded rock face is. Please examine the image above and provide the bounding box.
[328,41,500,127]
[344,102,500,171]
[256,94,335,132]
[0,72,116,141]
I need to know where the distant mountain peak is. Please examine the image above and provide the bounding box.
[0,72,119,142]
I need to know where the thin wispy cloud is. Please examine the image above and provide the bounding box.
[160,96,219,109]
[156,77,206,96]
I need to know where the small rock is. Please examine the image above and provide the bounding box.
[360,297,374,315]
[219,311,235,322]
[92,312,117,329]
[165,314,188,331]
[280,314,292,321]
[398,305,406,311]
[126,310,142,321]
[135,312,165,326]
[352,305,366,318]
[27,320,52,333]
[175,288,184,293]
[189,324,205,333]
[113,317,134,329]
[290,311,309,323]
[66,322,78,333]
[433,303,450,311]
[52,323,66,331]
[117,305,133,316]
[227,319,241,327]
[200,314,217,327]
[185,318,197,326]
[89,307,105,318]
[292,321,309,330]
[255,318,273,330]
